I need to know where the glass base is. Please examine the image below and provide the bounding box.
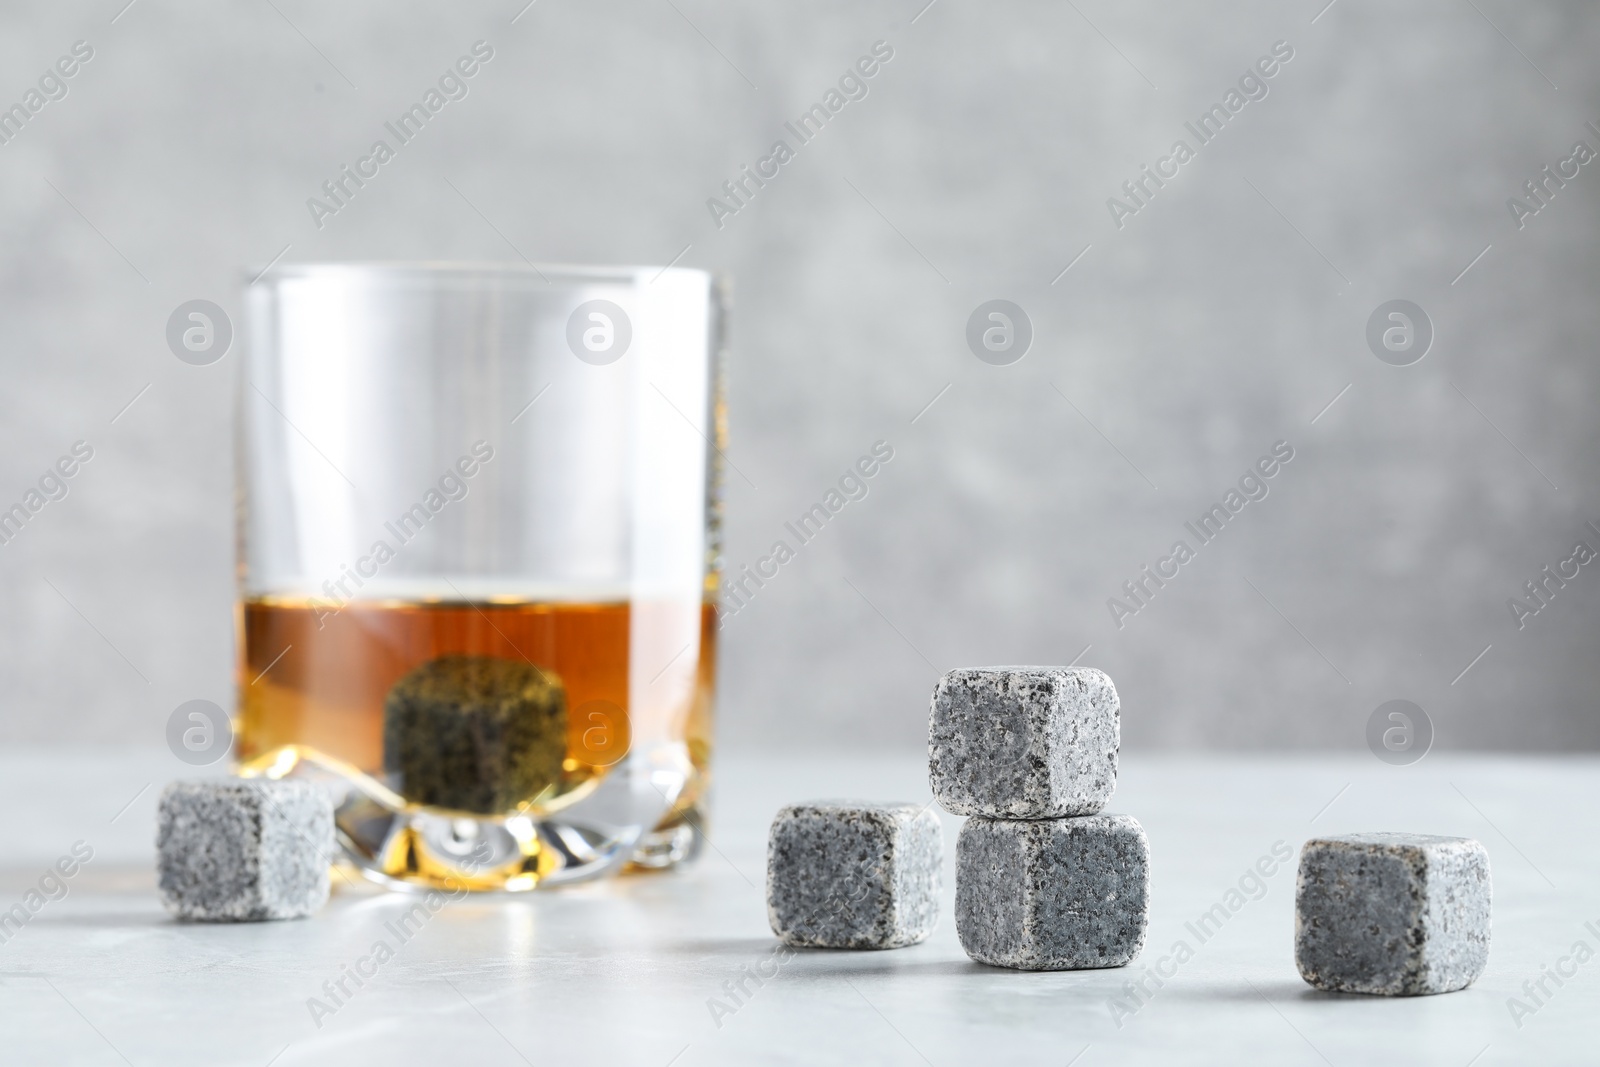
[627,814,703,871]
[241,745,701,891]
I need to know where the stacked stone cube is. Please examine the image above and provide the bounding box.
[931,667,1148,970]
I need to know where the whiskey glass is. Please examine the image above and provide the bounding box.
[236,263,723,890]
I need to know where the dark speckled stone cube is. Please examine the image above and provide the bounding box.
[382,655,568,815]
[956,813,1148,970]
[929,667,1119,819]
[1295,833,1491,995]
[767,801,942,949]
[157,779,333,922]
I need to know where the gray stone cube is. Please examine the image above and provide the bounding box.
[1295,833,1490,995]
[382,654,568,815]
[929,666,1119,819]
[956,813,1148,970]
[767,801,942,949]
[157,779,334,922]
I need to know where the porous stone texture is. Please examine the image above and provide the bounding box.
[1295,833,1491,995]
[956,813,1148,971]
[382,655,568,814]
[157,779,334,922]
[929,666,1119,819]
[767,801,942,949]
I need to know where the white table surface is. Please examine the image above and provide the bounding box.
[0,748,1594,1066]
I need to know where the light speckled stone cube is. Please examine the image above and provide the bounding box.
[956,813,1148,970]
[929,667,1119,819]
[1295,833,1490,995]
[157,779,334,922]
[767,801,942,949]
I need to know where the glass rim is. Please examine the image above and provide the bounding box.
[243,260,713,287]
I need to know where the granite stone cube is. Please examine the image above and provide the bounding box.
[956,813,1148,970]
[157,779,334,922]
[1295,833,1491,995]
[382,654,568,815]
[767,801,942,949]
[929,666,1119,819]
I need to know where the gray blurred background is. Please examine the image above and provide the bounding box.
[0,0,1595,754]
